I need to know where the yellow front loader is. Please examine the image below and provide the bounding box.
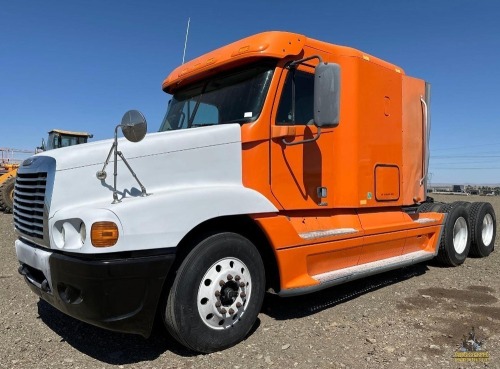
[0,163,18,213]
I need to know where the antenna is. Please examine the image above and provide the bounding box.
[182,17,190,64]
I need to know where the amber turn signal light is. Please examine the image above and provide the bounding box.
[91,222,119,247]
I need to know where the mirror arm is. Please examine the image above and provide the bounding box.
[112,124,121,203]
[97,141,116,179]
[96,111,149,204]
[96,124,120,181]
[282,127,322,146]
[289,55,324,68]
[96,123,149,203]
[116,150,148,197]
[281,54,327,147]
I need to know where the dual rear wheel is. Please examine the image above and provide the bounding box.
[467,202,496,257]
[418,201,496,266]
[436,203,470,266]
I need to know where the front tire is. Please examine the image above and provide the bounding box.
[163,233,265,353]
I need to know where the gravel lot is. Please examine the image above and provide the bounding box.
[1,195,499,369]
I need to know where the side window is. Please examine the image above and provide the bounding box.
[276,70,314,125]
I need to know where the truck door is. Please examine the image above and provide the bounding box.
[270,67,335,210]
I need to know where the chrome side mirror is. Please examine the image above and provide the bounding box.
[96,110,149,203]
[121,110,147,142]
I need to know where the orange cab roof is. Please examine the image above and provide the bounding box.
[162,31,404,93]
[162,31,305,93]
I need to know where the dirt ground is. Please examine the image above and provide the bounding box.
[1,195,499,369]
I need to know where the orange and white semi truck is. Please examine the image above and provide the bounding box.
[14,31,496,353]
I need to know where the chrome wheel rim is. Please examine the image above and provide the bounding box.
[453,217,468,254]
[482,213,494,246]
[197,257,251,330]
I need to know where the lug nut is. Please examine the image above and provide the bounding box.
[219,280,225,287]
[215,301,221,307]
[235,275,241,281]
[215,290,221,297]
[240,292,246,298]
[229,308,235,315]
[227,274,233,280]
[236,302,242,308]
[220,308,227,314]
[239,282,245,288]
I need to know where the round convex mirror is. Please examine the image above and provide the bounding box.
[121,110,147,142]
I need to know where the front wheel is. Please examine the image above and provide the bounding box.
[163,233,265,353]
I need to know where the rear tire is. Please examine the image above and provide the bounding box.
[436,204,471,266]
[417,202,444,213]
[163,232,265,353]
[468,202,496,257]
[452,201,470,210]
[0,177,15,214]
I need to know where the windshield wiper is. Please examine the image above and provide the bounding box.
[224,118,252,124]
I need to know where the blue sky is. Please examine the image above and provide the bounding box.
[1,0,500,184]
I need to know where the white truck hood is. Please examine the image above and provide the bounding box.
[15,122,278,254]
[31,124,245,215]
[38,124,241,171]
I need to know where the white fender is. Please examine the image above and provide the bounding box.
[48,185,277,254]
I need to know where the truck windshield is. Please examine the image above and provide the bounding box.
[159,61,275,131]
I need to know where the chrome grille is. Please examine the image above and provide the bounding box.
[13,172,47,239]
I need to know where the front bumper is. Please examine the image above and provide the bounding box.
[16,239,175,337]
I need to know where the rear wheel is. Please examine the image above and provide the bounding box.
[417,202,434,213]
[468,202,496,257]
[436,204,471,266]
[417,202,444,213]
[0,177,15,214]
[163,232,265,353]
[452,201,470,210]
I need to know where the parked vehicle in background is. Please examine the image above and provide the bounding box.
[0,162,20,213]
[1,130,92,213]
[13,31,496,353]
[0,147,32,213]
[38,129,93,151]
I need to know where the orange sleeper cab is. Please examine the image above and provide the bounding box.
[164,31,443,294]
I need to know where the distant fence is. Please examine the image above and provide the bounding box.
[431,191,470,196]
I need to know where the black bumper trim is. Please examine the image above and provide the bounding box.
[21,250,176,337]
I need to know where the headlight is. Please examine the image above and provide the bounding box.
[52,219,85,249]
